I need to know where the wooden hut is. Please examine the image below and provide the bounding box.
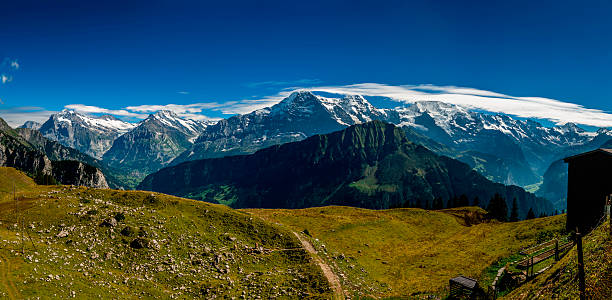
[563,148,612,232]
[449,276,480,299]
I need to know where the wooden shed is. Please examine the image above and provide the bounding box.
[449,276,480,299]
[563,148,612,232]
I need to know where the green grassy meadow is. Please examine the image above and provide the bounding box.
[246,206,566,298]
[0,167,330,299]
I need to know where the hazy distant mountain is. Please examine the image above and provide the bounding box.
[102,110,210,180]
[140,121,553,217]
[39,109,135,159]
[19,120,42,130]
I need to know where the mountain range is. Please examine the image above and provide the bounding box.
[20,91,612,210]
[139,121,553,217]
[169,91,610,189]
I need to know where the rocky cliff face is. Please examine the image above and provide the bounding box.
[0,117,109,189]
[0,119,54,176]
[51,160,109,188]
[16,127,125,189]
[140,121,553,216]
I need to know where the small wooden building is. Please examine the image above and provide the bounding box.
[449,276,480,299]
[563,148,612,232]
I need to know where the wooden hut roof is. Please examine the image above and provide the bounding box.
[450,276,478,289]
[563,148,612,162]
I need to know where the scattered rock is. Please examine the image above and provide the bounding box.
[100,217,118,227]
[121,226,136,237]
[56,230,69,238]
[130,237,160,250]
[130,238,149,249]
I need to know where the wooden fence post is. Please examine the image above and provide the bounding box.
[555,240,559,261]
[576,228,586,300]
[608,195,611,237]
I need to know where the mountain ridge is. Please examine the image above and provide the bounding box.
[140,121,553,217]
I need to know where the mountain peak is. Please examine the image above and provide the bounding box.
[58,108,79,117]
[412,101,467,115]
[596,128,612,136]
[19,120,42,130]
[282,91,320,105]
[555,122,585,134]
[98,114,121,121]
[152,110,179,118]
[142,110,207,136]
[269,91,323,117]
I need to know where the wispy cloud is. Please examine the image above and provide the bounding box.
[1,58,19,85]
[1,75,11,84]
[125,103,225,121]
[64,104,148,118]
[246,78,322,88]
[177,91,189,95]
[0,107,58,127]
[289,83,612,128]
[214,92,293,114]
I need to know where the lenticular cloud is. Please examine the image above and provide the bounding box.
[296,83,612,128]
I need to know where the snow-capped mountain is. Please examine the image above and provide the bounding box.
[102,110,210,179]
[172,91,610,188]
[19,120,42,130]
[39,109,136,159]
[171,91,394,164]
[148,110,208,139]
[393,101,602,175]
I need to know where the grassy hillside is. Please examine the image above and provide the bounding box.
[0,167,330,299]
[504,221,611,299]
[0,167,36,194]
[246,206,566,298]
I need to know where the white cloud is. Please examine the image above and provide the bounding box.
[288,83,612,128]
[126,103,225,114]
[125,103,224,121]
[177,91,189,95]
[1,75,11,84]
[124,98,287,119]
[215,92,293,114]
[1,58,19,84]
[64,104,147,118]
[0,107,58,128]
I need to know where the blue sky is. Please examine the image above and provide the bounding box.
[1,0,611,127]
